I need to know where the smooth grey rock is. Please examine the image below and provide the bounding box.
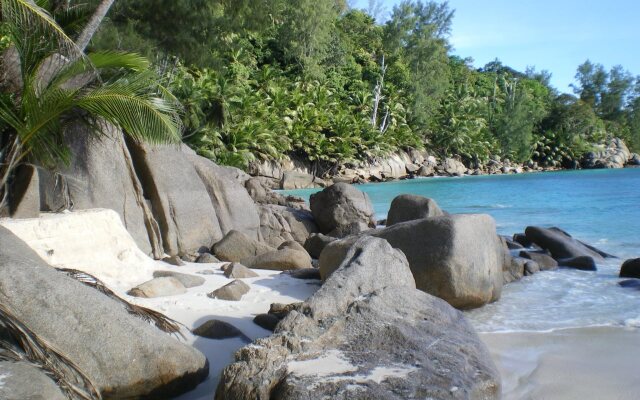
[620,258,640,278]
[213,230,275,262]
[310,183,376,238]
[386,194,444,226]
[519,250,559,271]
[319,214,504,309]
[153,270,206,288]
[278,240,308,253]
[442,157,468,176]
[223,262,259,279]
[216,236,500,400]
[524,260,541,275]
[253,313,280,331]
[258,204,318,247]
[208,280,250,301]
[196,252,220,263]
[303,233,337,259]
[524,226,606,261]
[185,150,261,240]
[0,361,66,400]
[163,255,186,266]
[192,320,248,341]
[128,277,188,298]
[243,248,312,271]
[127,142,223,256]
[0,227,208,398]
[504,257,526,284]
[558,256,597,271]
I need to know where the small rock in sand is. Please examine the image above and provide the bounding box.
[253,313,280,331]
[128,277,187,298]
[208,280,250,301]
[196,253,220,263]
[153,270,205,288]
[192,320,249,341]
[223,262,259,279]
[163,255,186,266]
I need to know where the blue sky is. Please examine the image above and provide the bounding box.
[350,0,639,93]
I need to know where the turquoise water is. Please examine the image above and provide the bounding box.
[285,168,640,332]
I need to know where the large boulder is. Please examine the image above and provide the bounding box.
[524,226,606,262]
[184,150,261,240]
[303,233,337,259]
[0,226,208,398]
[243,248,312,271]
[441,157,468,176]
[215,237,500,399]
[386,194,445,226]
[127,142,223,256]
[257,204,318,247]
[38,122,162,257]
[0,361,67,400]
[310,183,376,238]
[213,230,275,262]
[319,214,504,309]
[280,171,323,189]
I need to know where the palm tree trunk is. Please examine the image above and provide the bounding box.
[75,0,115,52]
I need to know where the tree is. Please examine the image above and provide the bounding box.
[75,0,114,51]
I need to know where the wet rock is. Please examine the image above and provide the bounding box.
[558,256,597,271]
[524,226,606,261]
[519,251,559,271]
[620,258,640,278]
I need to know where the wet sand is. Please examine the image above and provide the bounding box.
[480,327,640,400]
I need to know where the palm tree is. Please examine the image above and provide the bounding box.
[0,0,182,212]
[75,0,115,51]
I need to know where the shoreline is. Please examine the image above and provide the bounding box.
[480,326,640,400]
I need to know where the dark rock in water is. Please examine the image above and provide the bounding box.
[319,214,504,310]
[193,320,248,341]
[128,277,188,298]
[0,227,208,398]
[253,313,280,331]
[524,226,607,261]
[513,233,534,248]
[310,183,376,238]
[558,256,597,271]
[519,251,558,271]
[243,248,312,271]
[216,237,500,400]
[618,279,640,289]
[208,280,250,301]
[213,230,275,262]
[386,194,445,226]
[524,260,541,276]
[303,233,337,259]
[222,262,259,279]
[196,252,220,263]
[505,238,525,250]
[619,258,640,278]
[163,255,186,266]
[153,270,206,288]
[281,268,321,280]
[257,204,318,248]
[0,360,67,400]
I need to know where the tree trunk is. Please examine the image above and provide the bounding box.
[75,0,115,52]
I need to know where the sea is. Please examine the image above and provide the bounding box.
[283,168,640,333]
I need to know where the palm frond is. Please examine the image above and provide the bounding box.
[0,302,101,400]
[56,268,185,338]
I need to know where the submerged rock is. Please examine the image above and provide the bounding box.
[558,256,597,271]
[620,258,640,278]
[216,237,500,399]
[519,250,559,271]
[524,226,607,261]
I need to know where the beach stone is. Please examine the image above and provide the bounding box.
[213,230,275,262]
[223,262,259,279]
[519,250,559,271]
[524,260,541,275]
[442,157,468,176]
[127,277,187,298]
[153,270,206,288]
[303,233,337,259]
[0,226,208,398]
[253,313,280,331]
[208,280,250,301]
[162,255,186,266]
[216,236,500,400]
[281,268,321,280]
[504,257,526,284]
[524,226,606,261]
[558,256,597,271]
[196,252,220,263]
[309,183,376,238]
[319,214,504,309]
[619,258,640,278]
[513,233,534,248]
[257,204,318,248]
[244,248,312,271]
[505,238,525,250]
[127,142,223,256]
[185,150,261,240]
[278,240,308,254]
[193,320,248,340]
[0,360,67,400]
[386,194,445,226]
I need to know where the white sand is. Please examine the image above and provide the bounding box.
[481,327,640,400]
[1,210,320,400]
